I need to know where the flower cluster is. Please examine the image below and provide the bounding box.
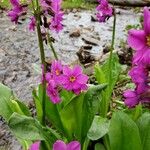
[44,61,89,104]
[8,0,28,24]
[96,0,113,22]
[124,7,150,108]
[29,140,81,150]
[8,0,63,33]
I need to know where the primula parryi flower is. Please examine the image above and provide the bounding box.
[61,65,88,94]
[29,16,36,31]
[50,0,63,32]
[51,60,63,83]
[46,79,61,104]
[123,90,139,108]
[29,141,40,150]
[8,0,27,24]
[96,0,113,22]
[53,140,81,150]
[128,7,150,65]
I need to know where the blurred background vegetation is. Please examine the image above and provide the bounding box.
[0,0,96,9]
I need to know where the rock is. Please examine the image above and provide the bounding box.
[69,29,81,38]
[77,45,96,65]
[82,35,100,46]
[91,15,98,22]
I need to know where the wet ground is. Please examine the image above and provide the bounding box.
[0,7,141,150]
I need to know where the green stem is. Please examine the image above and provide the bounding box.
[102,9,116,150]
[47,33,58,60]
[34,0,46,126]
[104,9,117,117]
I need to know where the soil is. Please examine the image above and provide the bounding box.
[0,7,141,150]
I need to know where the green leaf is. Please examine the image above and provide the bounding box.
[38,84,64,134]
[0,83,31,121]
[88,116,109,140]
[109,111,142,150]
[8,113,44,140]
[0,83,14,121]
[60,93,85,140]
[95,143,106,150]
[81,84,107,143]
[94,63,106,84]
[8,113,58,147]
[137,112,150,150]
[98,54,121,117]
[32,89,43,123]
[11,100,31,116]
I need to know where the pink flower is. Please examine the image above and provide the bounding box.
[50,0,63,32]
[96,0,113,22]
[123,90,139,108]
[61,65,88,94]
[124,85,150,108]
[129,65,148,85]
[53,140,81,150]
[29,142,40,150]
[8,0,27,24]
[46,79,61,104]
[127,7,150,65]
[29,16,36,31]
[51,60,63,84]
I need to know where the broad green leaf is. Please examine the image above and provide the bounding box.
[8,113,44,140]
[137,112,150,150]
[38,84,65,134]
[0,83,31,121]
[88,116,109,140]
[109,111,142,150]
[95,143,106,150]
[81,84,107,143]
[60,93,85,140]
[11,99,31,116]
[0,83,14,121]
[8,113,58,147]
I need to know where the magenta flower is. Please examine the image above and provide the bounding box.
[51,60,63,83]
[8,0,27,24]
[123,90,139,108]
[29,16,36,31]
[53,140,81,150]
[29,142,40,150]
[50,0,63,32]
[96,0,113,22]
[124,84,150,108]
[129,65,148,85]
[46,79,61,104]
[61,65,88,94]
[128,7,150,65]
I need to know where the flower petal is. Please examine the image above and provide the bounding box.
[123,90,139,108]
[127,29,146,50]
[29,142,40,150]
[72,65,82,76]
[67,141,81,150]
[76,74,88,84]
[63,66,72,76]
[144,7,150,35]
[53,140,66,150]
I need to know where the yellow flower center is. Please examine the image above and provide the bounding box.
[55,69,60,76]
[69,76,76,82]
[146,35,150,47]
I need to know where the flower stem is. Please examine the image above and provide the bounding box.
[105,8,117,117]
[34,0,46,126]
[47,33,58,60]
